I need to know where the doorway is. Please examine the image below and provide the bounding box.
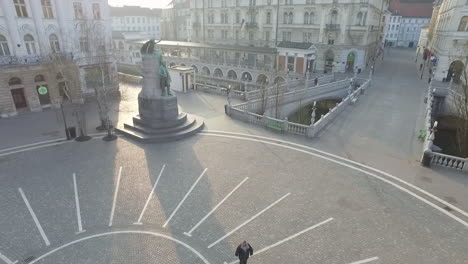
[36,85,51,105]
[346,52,356,72]
[11,88,27,109]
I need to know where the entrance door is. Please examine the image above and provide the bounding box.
[11,88,27,109]
[36,85,51,105]
[346,52,355,72]
[409,42,414,48]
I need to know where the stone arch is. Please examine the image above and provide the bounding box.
[447,60,464,83]
[241,72,252,82]
[227,70,237,80]
[256,74,269,85]
[214,68,223,78]
[356,12,363,26]
[34,74,46,82]
[274,76,285,84]
[191,65,198,73]
[169,62,176,67]
[202,66,210,76]
[9,77,22,86]
[346,51,356,72]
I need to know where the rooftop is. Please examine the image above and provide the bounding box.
[389,1,433,17]
[133,40,278,54]
[110,6,161,17]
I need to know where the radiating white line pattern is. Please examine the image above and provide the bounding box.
[163,168,208,228]
[0,251,17,264]
[134,164,166,225]
[347,256,379,264]
[18,188,51,246]
[108,166,123,227]
[184,177,249,237]
[224,217,333,264]
[72,173,85,233]
[208,193,291,249]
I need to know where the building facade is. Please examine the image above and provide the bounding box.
[187,0,386,75]
[0,0,116,117]
[160,0,191,41]
[383,1,432,48]
[428,0,468,83]
[110,6,161,40]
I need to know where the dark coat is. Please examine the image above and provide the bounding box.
[235,244,253,260]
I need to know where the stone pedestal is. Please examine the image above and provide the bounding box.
[116,50,204,143]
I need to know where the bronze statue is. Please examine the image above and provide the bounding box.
[141,39,172,96]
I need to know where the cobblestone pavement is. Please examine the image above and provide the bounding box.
[0,136,468,264]
[1,49,468,264]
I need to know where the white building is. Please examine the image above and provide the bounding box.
[161,0,191,41]
[0,0,117,117]
[383,1,432,48]
[428,0,468,82]
[110,5,161,40]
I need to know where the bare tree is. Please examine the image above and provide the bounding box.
[45,48,90,141]
[79,19,118,141]
[454,60,468,157]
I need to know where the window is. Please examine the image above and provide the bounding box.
[14,0,28,17]
[289,12,293,24]
[287,56,294,72]
[208,30,214,38]
[265,31,270,41]
[80,37,89,52]
[330,10,338,24]
[249,31,254,40]
[222,30,228,39]
[0,35,11,56]
[126,17,130,23]
[93,3,101,19]
[282,31,287,41]
[356,12,362,26]
[132,17,135,23]
[236,12,240,23]
[266,12,271,24]
[309,12,314,24]
[304,12,309,24]
[137,17,140,23]
[391,25,395,30]
[49,34,60,53]
[249,0,256,6]
[458,16,468,31]
[153,26,156,31]
[283,12,288,24]
[73,2,83,19]
[328,39,334,45]
[236,0,240,7]
[396,25,399,30]
[24,34,36,54]
[41,0,54,18]
[235,30,239,40]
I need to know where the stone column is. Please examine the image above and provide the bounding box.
[30,0,48,54]
[0,0,23,56]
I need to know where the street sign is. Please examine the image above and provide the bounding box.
[38,86,48,95]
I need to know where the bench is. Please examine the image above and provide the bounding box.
[266,121,285,132]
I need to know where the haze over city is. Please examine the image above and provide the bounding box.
[109,0,172,8]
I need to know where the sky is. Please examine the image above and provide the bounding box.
[108,0,172,9]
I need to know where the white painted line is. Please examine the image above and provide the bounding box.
[347,256,379,264]
[0,251,17,264]
[163,168,208,228]
[184,177,249,237]
[0,141,72,158]
[72,173,85,234]
[223,217,333,264]
[28,230,210,264]
[0,138,66,153]
[134,164,166,225]
[108,166,123,227]
[200,132,468,228]
[204,130,468,220]
[18,188,51,246]
[0,133,108,158]
[208,192,290,249]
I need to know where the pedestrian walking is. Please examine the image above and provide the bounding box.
[235,241,253,264]
[419,63,423,71]
[314,77,318,86]
[226,85,232,106]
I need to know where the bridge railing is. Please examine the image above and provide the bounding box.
[228,77,371,138]
[431,152,467,171]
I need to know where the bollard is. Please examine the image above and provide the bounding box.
[421,149,433,167]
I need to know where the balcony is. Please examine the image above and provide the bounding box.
[326,24,340,30]
[0,53,73,68]
[245,22,258,30]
